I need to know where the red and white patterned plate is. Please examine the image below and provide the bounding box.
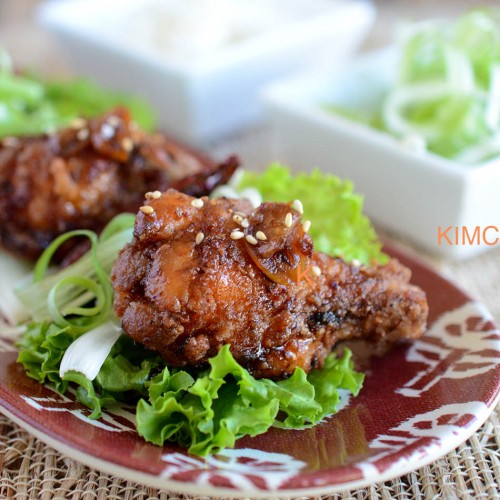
[1,246,499,498]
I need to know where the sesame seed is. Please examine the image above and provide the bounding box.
[191,198,204,208]
[145,190,161,200]
[195,232,205,245]
[121,137,134,152]
[230,230,245,240]
[303,220,311,233]
[285,212,293,228]
[292,199,304,215]
[107,115,121,127]
[240,218,249,228]
[70,117,86,129]
[352,259,362,267]
[234,211,247,218]
[245,234,258,245]
[311,266,321,277]
[256,231,267,241]
[233,214,243,224]
[77,128,89,141]
[139,205,154,215]
[101,123,115,139]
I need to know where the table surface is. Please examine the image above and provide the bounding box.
[1,1,500,499]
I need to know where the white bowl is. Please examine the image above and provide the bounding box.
[38,0,375,146]
[263,48,500,260]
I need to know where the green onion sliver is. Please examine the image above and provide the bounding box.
[48,276,109,333]
[30,229,113,332]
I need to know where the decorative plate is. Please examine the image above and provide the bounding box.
[1,246,499,498]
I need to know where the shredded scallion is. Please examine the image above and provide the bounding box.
[15,214,134,326]
[326,9,500,164]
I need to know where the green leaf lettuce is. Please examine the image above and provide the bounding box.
[137,345,363,456]
[238,163,387,265]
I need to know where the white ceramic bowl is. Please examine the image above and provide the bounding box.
[38,0,375,146]
[263,49,500,260]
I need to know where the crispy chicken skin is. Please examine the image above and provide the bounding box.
[0,108,238,260]
[112,190,428,379]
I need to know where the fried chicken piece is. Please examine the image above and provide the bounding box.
[112,190,428,379]
[0,108,238,260]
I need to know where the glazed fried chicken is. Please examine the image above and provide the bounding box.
[112,190,428,380]
[0,108,237,260]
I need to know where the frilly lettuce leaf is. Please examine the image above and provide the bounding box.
[137,345,363,456]
[17,321,77,393]
[18,318,363,455]
[238,163,387,265]
[18,325,161,419]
